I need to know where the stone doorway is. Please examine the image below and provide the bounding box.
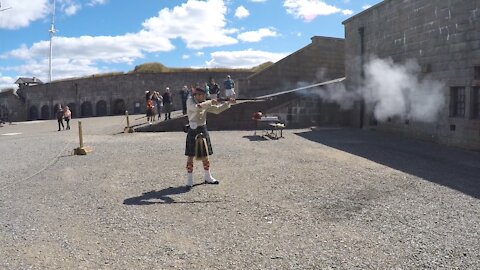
[41,105,50,119]
[0,105,8,121]
[112,99,125,115]
[29,106,38,120]
[81,101,93,117]
[96,100,107,116]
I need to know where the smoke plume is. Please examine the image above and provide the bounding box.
[302,57,446,123]
[362,57,445,123]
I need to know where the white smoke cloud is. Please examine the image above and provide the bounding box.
[362,57,445,123]
[300,57,446,123]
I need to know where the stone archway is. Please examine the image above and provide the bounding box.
[112,99,125,115]
[96,100,107,116]
[41,105,50,119]
[29,106,39,120]
[0,105,8,121]
[81,101,93,117]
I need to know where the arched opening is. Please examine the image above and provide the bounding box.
[0,105,8,121]
[81,101,93,117]
[29,106,39,120]
[112,99,125,115]
[41,105,50,119]
[96,100,107,116]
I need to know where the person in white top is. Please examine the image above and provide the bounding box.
[184,87,234,189]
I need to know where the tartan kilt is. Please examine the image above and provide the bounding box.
[185,126,213,156]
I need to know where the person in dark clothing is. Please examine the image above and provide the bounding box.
[180,85,188,115]
[162,87,173,120]
[56,104,64,131]
[208,78,221,100]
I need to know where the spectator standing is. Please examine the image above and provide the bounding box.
[146,98,154,124]
[208,78,220,100]
[180,85,188,115]
[162,87,173,120]
[56,104,64,131]
[63,106,72,130]
[223,75,236,100]
[152,91,163,120]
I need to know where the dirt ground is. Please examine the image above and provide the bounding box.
[1,115,479,269]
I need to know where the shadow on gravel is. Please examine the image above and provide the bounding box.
[123,184,221,205]
[242,135,269,141]
[296,128,480,199]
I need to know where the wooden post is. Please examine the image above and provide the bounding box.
[124,110,135,133]
[74,120,93,155]
[78,121,84,148]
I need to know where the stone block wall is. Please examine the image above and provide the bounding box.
[19,71,253,121]
[0,90,25,122]
[238,36,345,98]
[343,0,480,150]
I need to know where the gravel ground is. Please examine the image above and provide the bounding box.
[0,115,479,269]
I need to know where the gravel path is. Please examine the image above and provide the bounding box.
[1,116,479,269]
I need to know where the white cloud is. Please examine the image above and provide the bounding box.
[235,6,250,19]
[2,0,241,81]
[142,0,238,49]
[196,52,205,56]
[182,55,190,59]
[237,28,278,42]
[87,0,108,7]
[342,9,353,15]
[0,73,16,90]
[63,2,81,16]
[362,5,372,10]
[283,0,352,21]
[0,0,50,30]
[249,0,267,2]
[206,49,288,68]
[0,0,106,30]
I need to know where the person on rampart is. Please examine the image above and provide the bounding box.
[223,75,236,101]
[162,87,173,120]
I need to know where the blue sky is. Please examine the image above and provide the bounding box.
[0,0,382,89]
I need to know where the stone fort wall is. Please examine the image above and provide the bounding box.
[19,71,253,120]
[238,36,345,98]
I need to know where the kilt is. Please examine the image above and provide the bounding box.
[185,125,213,156]
[146,108,154,117]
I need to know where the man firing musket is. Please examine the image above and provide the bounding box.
[184,87,235,190]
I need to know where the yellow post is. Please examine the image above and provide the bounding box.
[78,121,84,148]
[124,110,135,133]
[126,110,130,128]
[74,120,93,155]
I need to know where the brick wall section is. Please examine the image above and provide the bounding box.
[16,71,253,121]
[343,0,480,150]
[238,36,345,98]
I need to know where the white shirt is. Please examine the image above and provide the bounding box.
[187,97,231,129]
